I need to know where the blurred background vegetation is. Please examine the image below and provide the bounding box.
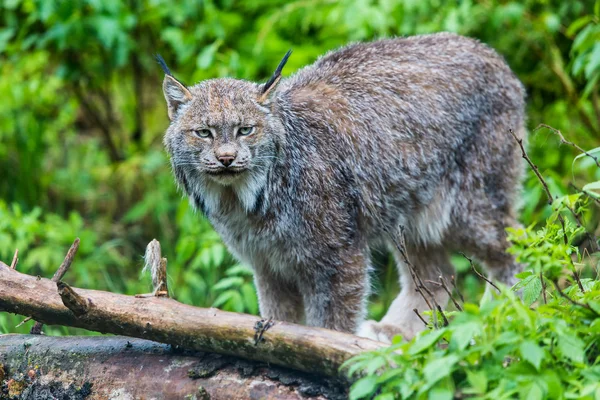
[0,0,599,335]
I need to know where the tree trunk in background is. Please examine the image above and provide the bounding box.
[0,335,347,400]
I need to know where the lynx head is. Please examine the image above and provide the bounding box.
[159,51,290,213]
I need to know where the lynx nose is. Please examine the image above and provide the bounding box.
[215,145,237,167]
[218,154,235,167]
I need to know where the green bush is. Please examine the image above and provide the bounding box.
[344,185,600,399]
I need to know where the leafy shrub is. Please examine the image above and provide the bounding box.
[344,193,600,399]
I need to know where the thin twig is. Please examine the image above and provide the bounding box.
[450,275,465,303]
[390,230,432,309]
[460,253,500,293]
[572,270,585,293]
[510,129,570,246]
[534,124,600,168]
[424,277,459,306]
[514,127,597,252]
[51,238,80,282]
[10,249,18,270]
[30,238,80,334]
[551,280,596,314]
[439,275,463,311]
[413,308,429,327]
[388,227,448,328]
[569,182,600,206]
[15,317,32,328]
[436,305,449,326]
[510,129,554,206]
[562,202,599,253]
[539,271,547,304]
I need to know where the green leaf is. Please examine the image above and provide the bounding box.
[521,382,544,400]
[520,340,544,371]
[92,15,121,48]
[241,283,258,315]
[365,356,386,374]
[226,264,254,277]
[466,369,488,394]
[449,321,479,351]
[567,15,594,36]
[428,387,453,400]
[213,276,244,291]
[196,39,222,69]
[523,275,543,306]
[212,290,236,308]
[582,181,600,200]
[349,376,378,400]
[557,332,585,364]
[423,354,459,385]
[374,394,395,400]
[408,329,446,355]
[0,28,15,53]
[573,147,600,166]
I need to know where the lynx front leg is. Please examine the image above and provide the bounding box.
[300,250,370,333]
[254,267,304,323]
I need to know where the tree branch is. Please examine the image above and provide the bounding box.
[0,262,383,379]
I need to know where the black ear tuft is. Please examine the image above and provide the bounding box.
[155,54,173,77]
[261,49,292,95]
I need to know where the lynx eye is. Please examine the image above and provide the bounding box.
[238,126,255,136]
[193,129,212,138]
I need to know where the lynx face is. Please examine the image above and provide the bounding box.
[160,52,290,213]
[163,78,281,189]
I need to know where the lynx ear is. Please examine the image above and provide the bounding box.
[163,76,192,120]
[258,49,292,103]
[156,54,192,120]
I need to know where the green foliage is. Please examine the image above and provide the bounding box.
[345,282,600,399]
[569,3,600,98]
[345,206,600,399]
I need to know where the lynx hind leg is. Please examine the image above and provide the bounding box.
[357,245,452,343]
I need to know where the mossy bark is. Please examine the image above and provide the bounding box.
[0,334,348,399]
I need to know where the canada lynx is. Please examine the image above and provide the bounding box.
[160,33,525,342]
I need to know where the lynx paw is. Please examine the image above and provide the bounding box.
[356,320,412,343]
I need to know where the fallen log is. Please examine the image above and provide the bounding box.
[0,262,384,381]
[0,334,347,400]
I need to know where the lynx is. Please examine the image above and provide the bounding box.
[160,32,526,342]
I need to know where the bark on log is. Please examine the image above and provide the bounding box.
[0,262,383,380]
[0,334,347,399]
